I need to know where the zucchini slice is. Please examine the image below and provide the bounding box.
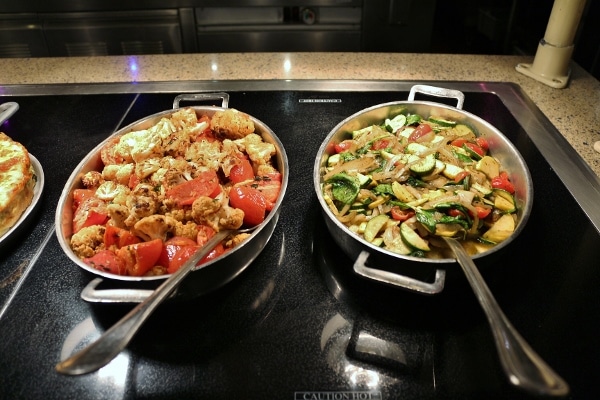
[476,155,500,179]
[409,153,437,175]
[364,214,390,243]
[391,181,417,202]
[400,222,430,251]
[481,214,515,243]
[493,188,516,213]
[429,116,457,127]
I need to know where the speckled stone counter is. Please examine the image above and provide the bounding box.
[1,52,599,177]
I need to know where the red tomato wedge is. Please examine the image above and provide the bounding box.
[463,142,486,158]
[161,236,225,274]
[491,171,515,194]
[128,173,140,190]
[167,245,199,273]
[371,138,390,150]
[475,137,489,152]
[104,225,141,249]
[84,250,126,275]
[158,236,197,272]
[390,207,415,222]
[117,239,163,277]
[203,243,225,263]
[166,170,221,206]
[229,156,255,184]
[72,189,96,211]
[408,123,433,142]
[194,115,215,141]
[334,140,354,154]
[72,197,109,234]
[229,186,267,226]
[196,225,216,246]
[450,138,469,148]
[238,173,281,211]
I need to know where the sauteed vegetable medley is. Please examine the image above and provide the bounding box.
[69,107,282,277]
[320,111,518,258]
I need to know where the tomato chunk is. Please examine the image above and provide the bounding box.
[72,189,96,211]
[408,124,433,142]
[117,239,163,277]
[334,140,354,154]
[72,197,108,234]
[166,170,221,206]
[104,225,141,249]
[84,250,126,276]
[196,225,216,246]
[241,174,281,211]
[491,171,515,194]
[390,207,415,222]
[230,156,255,184]
[229,186,267,226]
[162,238,225,274]
[475,137,489,152]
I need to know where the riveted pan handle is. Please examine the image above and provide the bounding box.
[353,251,446,295]
[408,85,465,110]
[173,92,230,109]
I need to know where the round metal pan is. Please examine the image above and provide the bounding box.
[56,92,288,302]
[313,85,533,295]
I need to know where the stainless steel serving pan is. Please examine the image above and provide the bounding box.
[313,85,533,295]
[56,93,288,302]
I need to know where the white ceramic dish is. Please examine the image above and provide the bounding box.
[0,154,45,244]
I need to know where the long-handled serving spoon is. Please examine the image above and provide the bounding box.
[56,228,249,376]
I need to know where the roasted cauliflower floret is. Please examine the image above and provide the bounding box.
[95,181,129,203]
[225,233,251,249]
[126,187,159,221]
[171,107,198,131]
[256,164,278,176]
[71,225,106,258]
[135,157,162,180]
[106,203,130,229]
[165,160,197,189]
[220,139,246,177]
[115,121,173,163]
[81,171,104,189]
[210,108,254,140]
[133,214,178,242]
[191,195,244,231]
[162,128,193,158]
[102,163,134,185]
[185,139,223,171]
[173,220,199,241]
[235,133,276,167]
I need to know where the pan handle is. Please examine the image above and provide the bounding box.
[353,251,446,295]
[173,92,230,109]
[408,85,465,110]
[0,102,19,125]
[80,278,159,303]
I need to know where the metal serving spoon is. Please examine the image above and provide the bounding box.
[56,228,249,375]
[443,237,569,396]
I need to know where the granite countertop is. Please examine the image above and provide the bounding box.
[1,52,599,177]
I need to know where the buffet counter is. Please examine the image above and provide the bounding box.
[1,52,599,178]
[1,53,600,399]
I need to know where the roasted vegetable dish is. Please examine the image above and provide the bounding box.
[69,107,282,276]
[319,112,518,258]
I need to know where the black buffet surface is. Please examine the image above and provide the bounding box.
[0,82,598,399]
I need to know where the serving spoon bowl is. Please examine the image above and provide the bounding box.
[443,237,569,396]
